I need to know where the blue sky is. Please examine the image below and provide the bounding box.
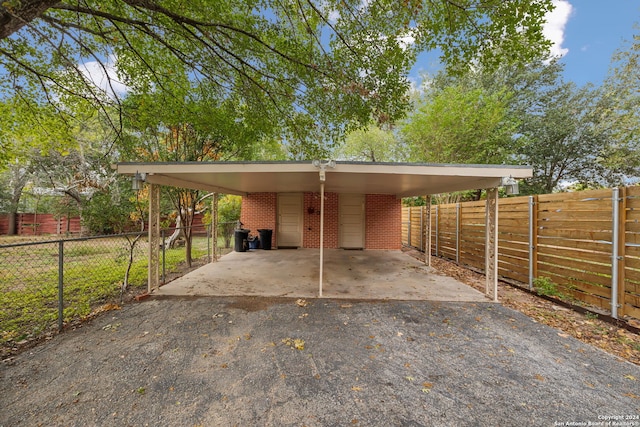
[410,0,639,88]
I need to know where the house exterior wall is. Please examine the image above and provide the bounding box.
[240,193,278,247]
[240,192,401,250]
[365,194,402,249]
[303,192,339,248]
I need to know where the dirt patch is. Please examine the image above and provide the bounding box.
[225,296,290,312]
[402,247,640,366]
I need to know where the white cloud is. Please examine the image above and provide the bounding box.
[79,55,129,98]
[543,0,573,59]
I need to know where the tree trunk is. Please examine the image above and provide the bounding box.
[7,211,17,235]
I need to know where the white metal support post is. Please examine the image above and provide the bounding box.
[313,160,335,298]
[319,180,325,297]
[485,188,499,301]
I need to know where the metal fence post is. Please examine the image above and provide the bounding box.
[58,240,64,332]
[528,196,535,291]
[611,188,620,319]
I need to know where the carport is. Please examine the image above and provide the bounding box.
[115,161,532,300]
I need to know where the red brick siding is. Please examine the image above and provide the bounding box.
[303,192,339,248]
[0,215,8,235]
[365,194,401,249]
[240,193,277,246]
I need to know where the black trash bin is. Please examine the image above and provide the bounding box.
[234,229,250,252]
[258,229,273,250]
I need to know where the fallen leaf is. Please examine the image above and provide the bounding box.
[405,376,414,382]
[623,392,640,399]
[534,374,545,382]
[296,299,308,307]
[351,386,362,391]
[623,374,636,381]
[341,304,353,308]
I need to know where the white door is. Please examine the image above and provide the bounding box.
[277,193,303,248]
[339,194,365,249]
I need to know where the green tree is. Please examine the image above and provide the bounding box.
[334,125,405,162]
[516,82,608,193]
[594,29,640,181]
[402,84,517,165]
[1,0,553,152]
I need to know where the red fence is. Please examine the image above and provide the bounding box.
[0,213,207,236]
[0,214,82,235]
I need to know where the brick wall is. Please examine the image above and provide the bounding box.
[303,192,339,248]
[240,192,401,250]
[365,194,401,249]
[240,193,277,247]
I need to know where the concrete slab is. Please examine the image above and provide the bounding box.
[156,249,488,302]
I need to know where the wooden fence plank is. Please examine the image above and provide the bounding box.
[538,189,613,202]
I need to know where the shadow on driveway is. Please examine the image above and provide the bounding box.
[1,297,639,426]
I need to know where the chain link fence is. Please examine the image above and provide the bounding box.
[0,222,236,353]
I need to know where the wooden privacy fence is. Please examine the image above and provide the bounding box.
[402,187,640,322]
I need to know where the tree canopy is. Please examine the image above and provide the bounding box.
[1,0,554,155]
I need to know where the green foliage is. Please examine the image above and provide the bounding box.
[1,0,553,152]
[82,187,136,235]
[335,125,406,162]
[217,195,242,224]
[402,83,517,165]
[533,276,565,298]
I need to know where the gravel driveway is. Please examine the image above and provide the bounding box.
[1,296,639,426]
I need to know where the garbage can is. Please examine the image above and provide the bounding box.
[234,229,250,252]
[258,229,273,250]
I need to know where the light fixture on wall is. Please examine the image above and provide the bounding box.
[501,176,519,195]
[131,171,146,191]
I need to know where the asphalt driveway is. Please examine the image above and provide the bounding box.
[1,296,639,426]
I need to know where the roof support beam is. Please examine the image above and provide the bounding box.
[425,195,432,267]
[148,183,161,292]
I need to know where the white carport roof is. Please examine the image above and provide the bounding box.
[115,161,532,197]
